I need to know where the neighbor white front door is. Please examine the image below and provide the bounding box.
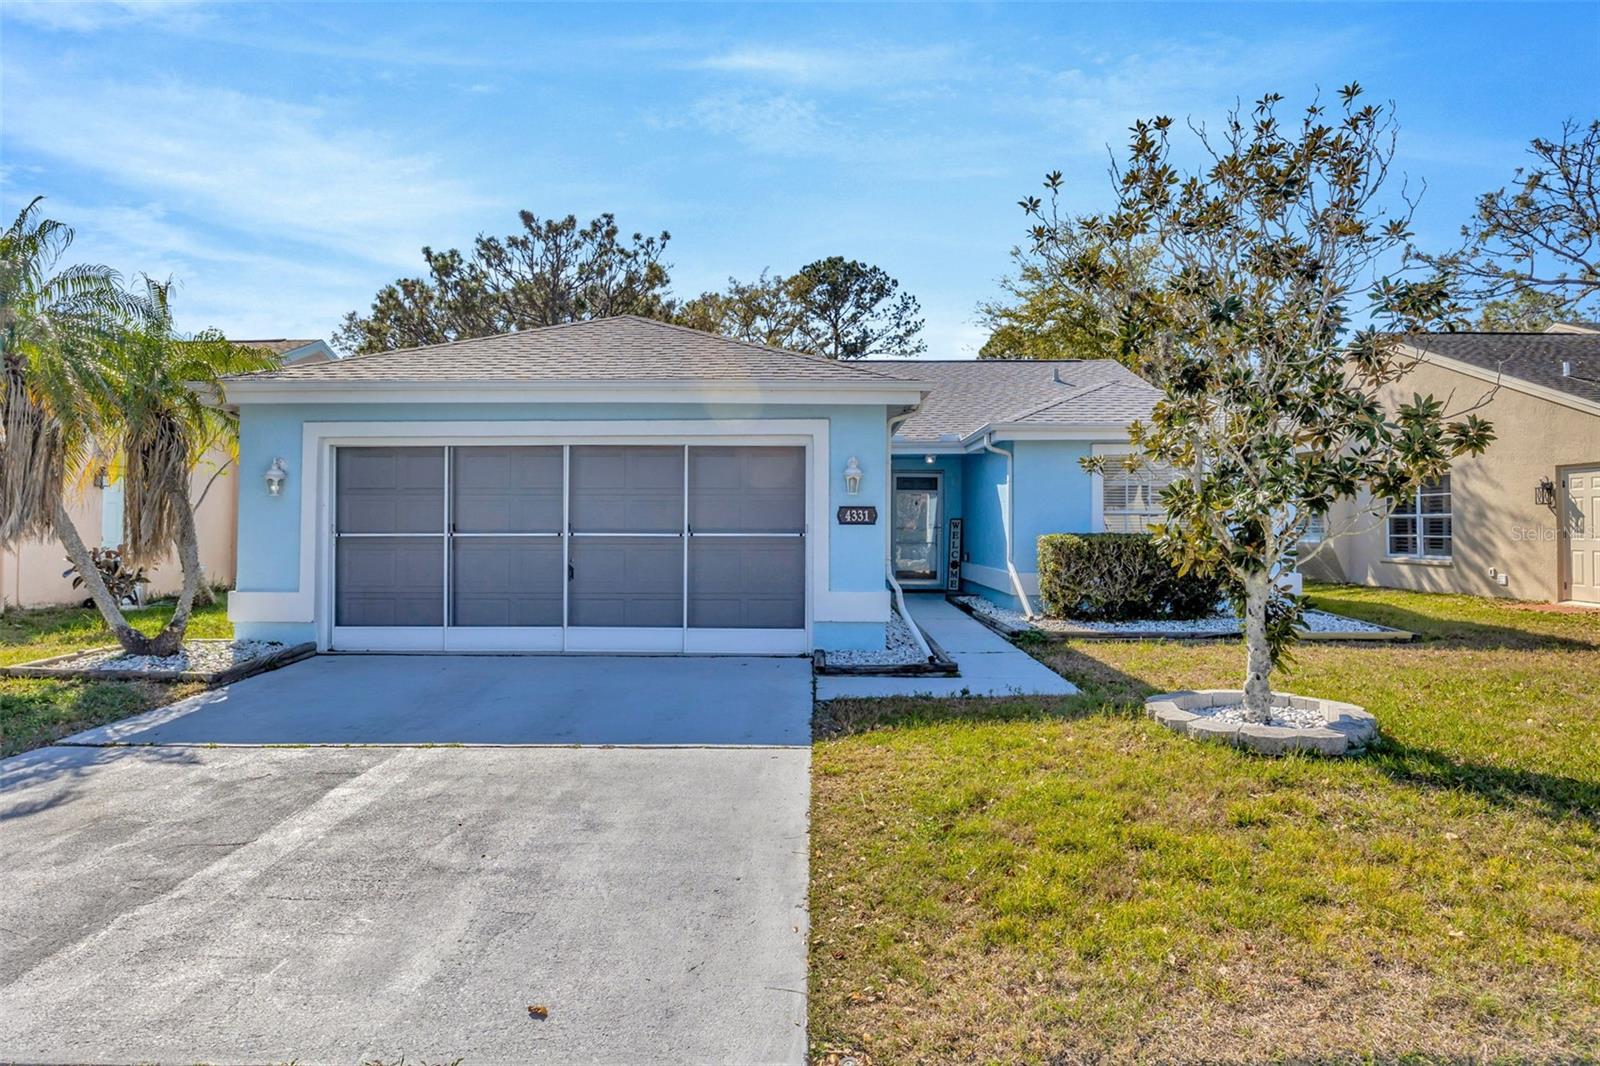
[1562,464,1600,605]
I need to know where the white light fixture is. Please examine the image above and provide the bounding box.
[843,456,863,496]
[924,454,935,464]
[265,457,288,497]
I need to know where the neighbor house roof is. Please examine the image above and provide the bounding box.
[233,338,339,365]
[1404,331,1600,411]
[224,316,907,386]
[863,359,1159,444]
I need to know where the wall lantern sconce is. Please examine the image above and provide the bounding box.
[1535,477,1557,509]
[843,456,863,496]
[265,457,288,497]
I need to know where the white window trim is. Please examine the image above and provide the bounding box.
[227,418,878,651]
[1384,476,1453,562]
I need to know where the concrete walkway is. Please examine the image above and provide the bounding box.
[815,594,1079,700]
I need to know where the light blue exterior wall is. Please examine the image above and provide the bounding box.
[233,400,894,650]
[954,439,1097,610]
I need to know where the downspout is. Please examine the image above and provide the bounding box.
[886,409,935,662]
[981,433,1036,618]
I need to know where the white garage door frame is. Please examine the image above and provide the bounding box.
[292,419,830,654]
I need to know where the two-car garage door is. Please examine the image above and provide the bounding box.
[332,444,808,653]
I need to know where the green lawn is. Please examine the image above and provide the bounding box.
[810,585,1600,1064]
[0,596,231,757]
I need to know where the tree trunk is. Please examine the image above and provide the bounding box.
[1241,571,1274,723]
[53,499,154,655]
[146,479,202,657]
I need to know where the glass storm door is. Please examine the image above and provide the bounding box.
[892,473,942,586]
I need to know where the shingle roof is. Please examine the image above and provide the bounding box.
[233,339,324,355]
[862,359,1158,442]
[224,316,905,385]
[1406,331,1600,408]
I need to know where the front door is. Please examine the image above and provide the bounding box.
[1562,464,1600,605]
[892,472,942,586]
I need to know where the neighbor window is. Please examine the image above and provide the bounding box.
[1387,475,1452,559]
[1301,512,1325,544]
[1101,460,1177,533]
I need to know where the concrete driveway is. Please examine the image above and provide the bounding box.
[0,656,813,1065]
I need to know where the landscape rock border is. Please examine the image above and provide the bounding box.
[1146,688,1378,756]
[3,640,317,685]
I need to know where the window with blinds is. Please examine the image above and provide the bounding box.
[1102,461,1177,533]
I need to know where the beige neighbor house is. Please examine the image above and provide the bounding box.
[1300,323,1600,607]
[0,339,338,609]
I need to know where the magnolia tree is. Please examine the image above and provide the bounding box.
[1023,85,1495,721]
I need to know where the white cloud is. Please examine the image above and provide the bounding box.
[3,63,496,267]
[2,0,208,33]
[695,44,962,90]
[684,92,834,157]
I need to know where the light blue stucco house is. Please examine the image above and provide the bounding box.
[215,316,1157,654]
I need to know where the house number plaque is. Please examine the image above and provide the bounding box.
[836,505,878,525]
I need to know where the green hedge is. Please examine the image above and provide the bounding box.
[1036,533,1225,621]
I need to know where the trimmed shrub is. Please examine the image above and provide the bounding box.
[1036,533,1225,621]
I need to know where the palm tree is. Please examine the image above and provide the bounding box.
[0,197,151,649]
[95,278,276,655]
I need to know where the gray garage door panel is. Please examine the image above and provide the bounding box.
[688,537,805,629]
[569,446,683,533]
[569,537,684,628]
[451,538,564,627]
[337,447,445,533]
[688,446,805,534]
[336,537,444,626]
[451,446,563,533]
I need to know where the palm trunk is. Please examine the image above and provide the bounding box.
[1241,571,1274,723]
[54,499,155,655]
[146,479,201,657]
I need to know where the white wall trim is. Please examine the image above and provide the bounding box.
[814,589,890,622]
[963,561,1040,597]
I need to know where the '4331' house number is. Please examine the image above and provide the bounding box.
[836,506,878,525]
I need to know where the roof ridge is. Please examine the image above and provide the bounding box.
[1002,379,1118,424]
[272,315,904,383]
[605,315,903,381]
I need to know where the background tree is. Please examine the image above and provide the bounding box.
[674,270,800,349]
[335,212,674,354]
[977,236,1158,366]
[1025,86,1494,722]
[677,257,925,358]
[94,278,276,654]
[1,197,150,648]
[1413,118,1599,326]
[785,256,924,358]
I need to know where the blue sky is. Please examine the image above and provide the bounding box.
[3,1,1596,356]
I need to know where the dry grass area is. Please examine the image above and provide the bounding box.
[809,585,1600,1064]
[0,598,226,756]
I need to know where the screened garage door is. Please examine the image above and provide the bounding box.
[330,443,807,653]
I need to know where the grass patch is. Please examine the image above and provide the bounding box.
[0,597,230,757]
[810,584,1600,1064]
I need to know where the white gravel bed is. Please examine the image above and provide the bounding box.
[825,609,930,666]
[955,596,1392,635]
[71,639,285,675]
[1188,702,1328,730]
